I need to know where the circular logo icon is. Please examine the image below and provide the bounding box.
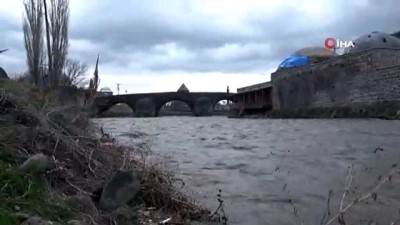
[324,38,336,49]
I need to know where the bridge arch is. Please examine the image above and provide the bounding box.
[212,95,235,110]
[156,98,195,117]
[213,99,232,113]
[98,101,135,117]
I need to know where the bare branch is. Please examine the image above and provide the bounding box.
[49,0,69,87]
[23,0,44,87]
[324,164,399,225]
[63,58,88,86]
[340,165,353,212]
[84,54,100,107]
[320,190,333,225]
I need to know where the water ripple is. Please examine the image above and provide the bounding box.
[96,117,400,225]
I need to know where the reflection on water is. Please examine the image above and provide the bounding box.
[94,117,400,225]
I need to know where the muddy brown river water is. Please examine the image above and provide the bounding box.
[94,117,400,225]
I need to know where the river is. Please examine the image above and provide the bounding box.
[94,117,400,225]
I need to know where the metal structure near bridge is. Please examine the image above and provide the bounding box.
[229,82,273,116]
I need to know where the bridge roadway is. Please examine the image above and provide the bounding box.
[93,91,235,117]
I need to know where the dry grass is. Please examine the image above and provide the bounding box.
[283,160,400,225]
[320,163,400,225]
[0,79,212,224]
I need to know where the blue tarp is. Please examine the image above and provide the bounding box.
[277,55,309,69]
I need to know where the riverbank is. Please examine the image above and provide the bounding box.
[97,105,229,118]
[227,102,400,120]
[0,80,222,225]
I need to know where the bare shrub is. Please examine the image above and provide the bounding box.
[322,163,400,225]
[63,58,88,86]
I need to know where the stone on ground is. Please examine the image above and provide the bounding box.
[64,194,98,215]
[19,154,55,175]
[67,220,82,225]
[20,216,54,225]
[111,205,138,225]
[99,170,140,211]
[0,67,8,80]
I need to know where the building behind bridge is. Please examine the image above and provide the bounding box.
[161,83,191,112]
[230,29,400,119]
[98,87,113,97]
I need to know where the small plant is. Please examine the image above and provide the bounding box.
[321,163,400,225]
[210,189,228,224]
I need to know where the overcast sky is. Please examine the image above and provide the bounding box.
[0,0,399,93]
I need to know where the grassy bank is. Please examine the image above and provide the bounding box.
[0,80,222,225]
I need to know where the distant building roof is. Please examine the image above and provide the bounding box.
[293,47,338,57]
[237,81,271,93]
[392,30,400,39]
[177,83,189,92]
[344,31,400,54]
[99,87,112,92]
[277,55,309,70]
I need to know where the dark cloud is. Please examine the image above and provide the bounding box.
[1,0,400,77]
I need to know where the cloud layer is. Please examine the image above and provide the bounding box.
[0,0,399,92]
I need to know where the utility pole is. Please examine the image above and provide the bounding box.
[227,85,231,110]
[116,83,120,95]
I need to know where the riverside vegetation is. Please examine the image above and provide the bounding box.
[0,78,227,225]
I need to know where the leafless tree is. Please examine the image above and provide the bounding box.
[43,0,52,85]
[48,0,69,87]
[85,54,100,105]
[23,0,44,86]
[63,58,88,86]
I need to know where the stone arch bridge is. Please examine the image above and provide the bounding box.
[93,92,235,117]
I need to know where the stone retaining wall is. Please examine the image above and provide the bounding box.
[270,48,400,118]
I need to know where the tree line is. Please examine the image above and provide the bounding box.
[22,0,89,88]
